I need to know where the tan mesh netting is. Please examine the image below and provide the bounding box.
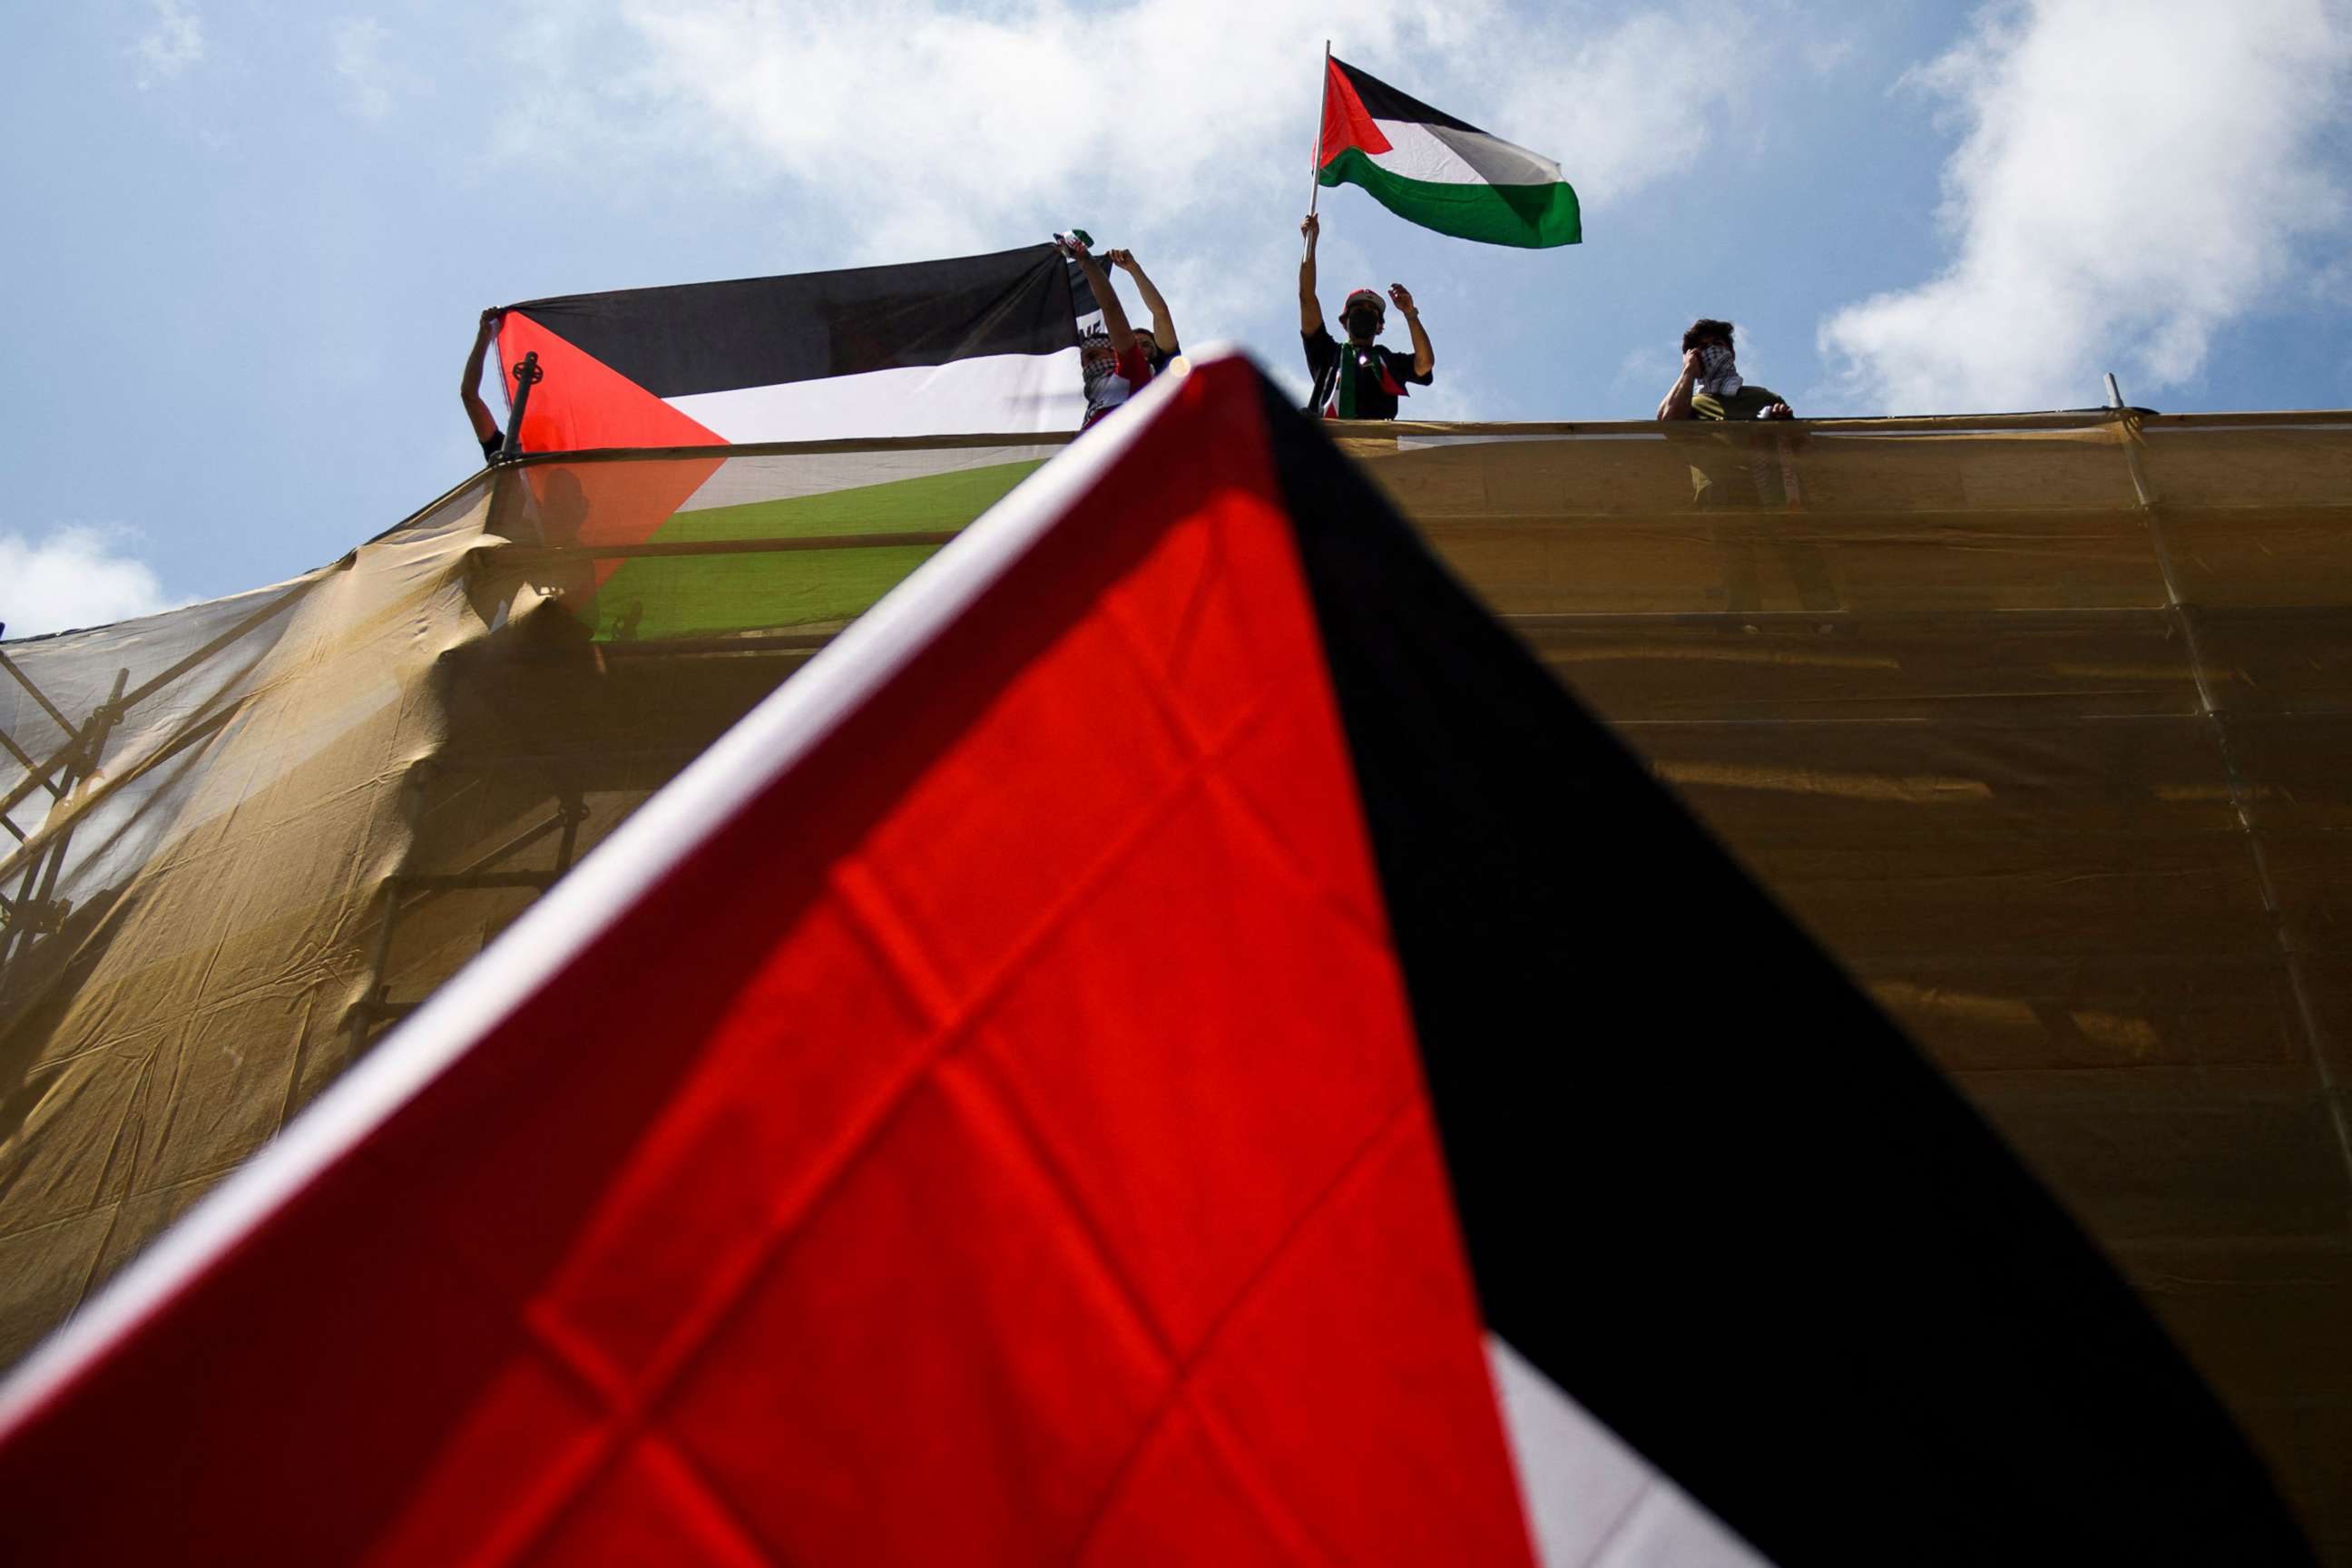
[4,407,2348,1555]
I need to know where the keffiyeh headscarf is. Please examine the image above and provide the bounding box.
[1695,343,1742,399]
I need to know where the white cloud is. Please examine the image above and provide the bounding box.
[1484,8,1762,209]
[1803,35,1859,77]
[132,0,205,89]
[494,0,1780,264]
[1819,0,2352,415]
[332,17,398,122]
[0,527,178,639]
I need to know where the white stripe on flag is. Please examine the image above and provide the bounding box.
[666,348,1086,444]
[1367,119,1564,188]
[1485,1336,1775,1568]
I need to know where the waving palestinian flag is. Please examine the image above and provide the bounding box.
[1318,56,1581,248]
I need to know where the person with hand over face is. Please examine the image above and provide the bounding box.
[1298,212,1433,420]
[1657,318,1792,421]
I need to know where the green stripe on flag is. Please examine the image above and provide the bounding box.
[594,458,1045,641]
[1319,146,1582,249]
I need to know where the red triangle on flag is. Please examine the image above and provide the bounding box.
[490,315,729,593]
[513,456,728,595]
[1320,57,1394,164]
[0,357,1538,1566]
[499,312,727,456]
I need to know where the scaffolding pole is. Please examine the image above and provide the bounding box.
[0,667,127,973]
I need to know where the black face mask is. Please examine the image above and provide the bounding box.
[1344,309,1382,338]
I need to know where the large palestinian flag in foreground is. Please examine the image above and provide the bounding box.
[495,245,1086,452]
[0,357,2308,1564]
[1318,57,1581,248]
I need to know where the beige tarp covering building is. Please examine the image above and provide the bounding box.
[3,406,2349,1556]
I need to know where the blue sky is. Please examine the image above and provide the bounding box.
[5,0,2349,633]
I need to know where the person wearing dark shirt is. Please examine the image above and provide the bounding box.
[1656,318,1793,421]
[1298,212,1433,420]
[1065,239,1178,430]
[460,307,505,463]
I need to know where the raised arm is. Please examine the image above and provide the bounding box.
[1064,241,1134,349]
[1656,348,1700,420]
[1390,283,1433,377]
[1298,213,1324,335]
[1107,250,1177,354]
[461,309,502,446]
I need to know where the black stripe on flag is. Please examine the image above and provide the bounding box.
[1254,377,2317,1564]
[1332,57,1484,134]
[505,245,1080,399]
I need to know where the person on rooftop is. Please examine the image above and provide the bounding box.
[1657,318,1792,421]
[460,308,506,463]
[1298,212,1433,420]
[1106,248,1181,368]
[1063,238,1178,430]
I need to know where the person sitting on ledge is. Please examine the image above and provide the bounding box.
[1657,318,1793,421]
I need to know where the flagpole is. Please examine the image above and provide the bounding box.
[1304,40,1329,259]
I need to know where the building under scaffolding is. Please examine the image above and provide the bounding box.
[3,407,2349,1556]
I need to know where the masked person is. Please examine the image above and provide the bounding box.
[1657,318,1793,420]
[1063,238,1176,430]
[1298,212,1434,419]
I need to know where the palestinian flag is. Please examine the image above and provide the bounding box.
[495,245,1086,453]
[0,357,2308,1564]
[1318,56,1581,248]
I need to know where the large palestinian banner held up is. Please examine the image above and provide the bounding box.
[495,244,1088,451]
[0,357,2313,1565]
